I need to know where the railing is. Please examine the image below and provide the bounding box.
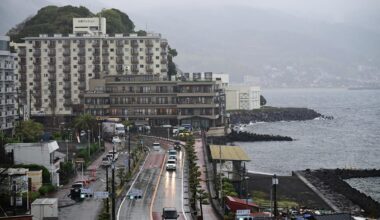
[145,40,153,47]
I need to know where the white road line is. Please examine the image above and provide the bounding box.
[181,147,188,220]
[116,152,150,220]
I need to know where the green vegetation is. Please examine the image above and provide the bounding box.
[260,95,267,106]
[251,190,298,209]
[184,137,202,209]
[77,142,101,164]
[38,184,56,196]
[168,47,178,80]
[15,120,44,142]
[8,6,135,42]
[96,8,134,34]
[72,114,96,133]
[60,161,74,185]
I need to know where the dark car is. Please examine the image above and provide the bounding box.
[174,141,181,150]
[162,207,179,219]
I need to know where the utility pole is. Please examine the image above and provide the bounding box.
[111,144,116,220]
[87,129,91,158]
[128,126,131,173]
[272,174,278,219]
[105,165,109,214]
[12,180,17,216]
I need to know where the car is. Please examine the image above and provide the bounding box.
[108,150,119,160]
[112,136,121,144]
[101,157,111,166]
[162,207,179,219]
[174,141,181,150]
[166,159,176,171]
[106,153,119,161]
[168,155,176,161]
[152,142,161,151]
[168,149,177,158]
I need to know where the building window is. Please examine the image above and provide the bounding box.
[140,56,143,60]
[140,64,144,68]
[139,48,143,51]
[110,48,114,52]
[88,48,92,51]
[156,56,159,59]
[156,64,159,68]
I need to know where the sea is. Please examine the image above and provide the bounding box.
[235,88,380,200]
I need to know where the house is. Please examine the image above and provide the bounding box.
[5,141,64,186]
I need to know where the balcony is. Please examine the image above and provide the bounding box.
[160,51,167,56]
[33,50,41,57]
[18,50,26,57]
[63,100,72,107]
[93,57,100,65]
[33,90,41,99]
[78,58,86,64]
[93,51,100,56]
[78,83,86,90]
[145,40,153,47]
[34,100,42,108]
[161,59,168,64]
[48,42,56,48]
[93,42,100,47]
[131,65,139,73]
[63,50,70,56]
[33,67,41,73]
[78,74,86,81]
[63,67,70,74]
[131,40,138,47]
[48,75,56,81]
[116,41,124,47]
[131,58,139,64]
[102,58,109,64]
[33,60,41,65]
[116,67,124,74]
[33,75,41,82]
[102,50,109,56]
[131,49,138,55]
[48,68,56,73]
[161,68,168,72]
[48,84,56,91]
[63,83,71,90]
[146,66,153,72]
[33,43,41,49]
[48,50,56,57]
[78,41,85,47]
[102,41,109,47]
[48,59,56,65]
[116,58,124,64]
[63,42,70,48]
[19,66,27,74]
[63,74,71,81]
[63,92,71,99]
[146,57,153,64]
[78,50,86,57]
[116,49,124,56]
[63,58,71,65]
[78,67,86,74]
[145,49,153,55]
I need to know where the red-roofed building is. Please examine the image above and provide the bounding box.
[226,196,261,214]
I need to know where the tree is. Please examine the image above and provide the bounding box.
[260,95,267,106]
[72,114,96,133]
[16,120,44,142]
[167,47,178,80]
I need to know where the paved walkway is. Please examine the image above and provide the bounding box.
[194,138,220,220]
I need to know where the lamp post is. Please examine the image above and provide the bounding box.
[87,129,91,158]
[127,126,131,173]
[272,174,279,219]
[98,123,101,150]
[111,144,116,220]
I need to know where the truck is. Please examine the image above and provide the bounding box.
[102,122,125,140]
[31,198,58,220]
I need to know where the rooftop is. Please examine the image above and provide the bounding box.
[209,145,250,161]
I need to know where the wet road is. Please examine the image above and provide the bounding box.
[117,151,165,220]
[152,147,189,220]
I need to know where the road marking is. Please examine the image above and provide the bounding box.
[142,172,153,199]
[150,154,166,220]
[116,152,150,220]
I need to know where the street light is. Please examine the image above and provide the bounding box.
[127,126,131,173]
[272,174,279,219]
[98,123,101,150]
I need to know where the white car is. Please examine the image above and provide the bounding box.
[101,157,111,166]
[107,151,119,161]
[112,136,121,144]
[152,142,161,151]
[166,159,176,171]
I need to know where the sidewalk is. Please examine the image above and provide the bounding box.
[194,138,220,220]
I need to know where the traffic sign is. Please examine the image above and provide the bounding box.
[94,191,109,199]
[81,188,93,194]
[236,209,250,216]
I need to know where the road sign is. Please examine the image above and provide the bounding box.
[236,209,250,216]
[81,188,93,194]
[94,191,109,199]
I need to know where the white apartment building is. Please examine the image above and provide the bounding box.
[15,17,169,117]
[226,86,261,110]
[5,141,63,186]
[0,36,17,132]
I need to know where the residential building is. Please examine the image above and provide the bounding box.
[0,168,43,192]
[226,86,260,110]
[0,36,17,133]
[5,141,64,186]
[84,72,225,128]
[212,73,229,89]
[14,17,169,119]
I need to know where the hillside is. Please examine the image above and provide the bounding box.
[8,5,135,42]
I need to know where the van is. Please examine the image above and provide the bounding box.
[152,142,161,151]
[162,207,179,219]
[166,159,176,171]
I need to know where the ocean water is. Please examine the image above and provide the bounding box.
[345,177,380,203]
[235,88,380,175]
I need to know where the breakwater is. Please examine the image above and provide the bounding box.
[228,106,332,124]
[301,169,380,218]
[208,129,292,144]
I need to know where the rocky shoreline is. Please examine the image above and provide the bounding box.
[228,106,333,124]
[300,169,380,218]
[208,129,293,144]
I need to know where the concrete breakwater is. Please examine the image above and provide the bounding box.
[299,169,380,218]
[228,106,333,124]
[208,129,293,144]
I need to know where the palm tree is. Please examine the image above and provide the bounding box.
[72,114,96,133]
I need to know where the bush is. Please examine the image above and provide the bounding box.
[38,184,56,195]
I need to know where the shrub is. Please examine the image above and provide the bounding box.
[38,184,56,195]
